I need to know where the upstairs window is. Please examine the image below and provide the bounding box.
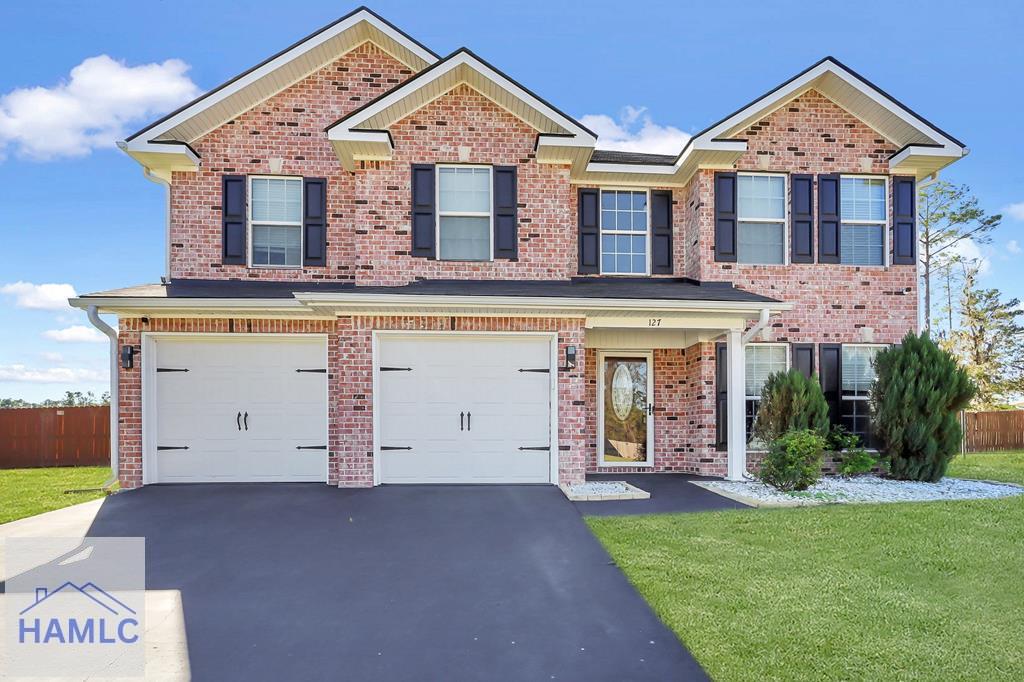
[840,177,886,266]
[250,176,303,267]
[841,345,883,445]
[744,343,789,445]
[601,190,648,274]
[438,165,491,261]
[737,174,785,264]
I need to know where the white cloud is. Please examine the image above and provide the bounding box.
[579,106,690,155]
[1007,239,1022,255]
[1,281,76,310]
[0,55,200,161]
[40,351,65,363]
[0,364,104,384]
[946,237,991,275]
[43,325,105,343]
[1004,202,1024,221]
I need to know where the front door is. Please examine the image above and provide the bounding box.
[599,353,654,466]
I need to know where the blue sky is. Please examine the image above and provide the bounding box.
[0,0,1021,401]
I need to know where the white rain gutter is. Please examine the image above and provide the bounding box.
[87,305,118,490]
[741,308,772,344]
[142,167,173,283]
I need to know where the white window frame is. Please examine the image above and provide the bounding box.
[435,164,494,262]
[839,174,889,267]
[736,172,789,266]
[840,343,886,445]
[744,342,790,449]
[248,175,304,269]
[598,188,651,276]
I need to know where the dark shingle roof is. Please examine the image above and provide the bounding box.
[81,278,779,304]
[589,150,677,165]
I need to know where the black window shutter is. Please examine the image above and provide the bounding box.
[410,164,436,258]
[792,343,815,379]
[714,172,738,262]
[493,166,518,260]
[715,342,728,449]
[791,174,814,263]
[892,176,916,265]
[578,188,600,274]
[819,343,842,425]
[650,190,673,274]
[302,177,327,267]
[818,174,841,264]
[221,175,246,265]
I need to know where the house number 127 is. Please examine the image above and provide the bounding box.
[648,318,662,327]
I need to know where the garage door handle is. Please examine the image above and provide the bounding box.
[236,412,242,431]
[467,411,471,431]
[460,411,464,431]
[243,412,249,431]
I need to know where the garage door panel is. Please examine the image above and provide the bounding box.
[152,337,327,483]
[379,336,552,484]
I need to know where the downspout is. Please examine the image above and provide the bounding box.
[142,167,172,283]
[741,308,772,345]
[87,305,119,490]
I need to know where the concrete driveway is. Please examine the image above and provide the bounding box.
[76,483,708,681]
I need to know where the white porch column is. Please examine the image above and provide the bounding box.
[725,329,746,481]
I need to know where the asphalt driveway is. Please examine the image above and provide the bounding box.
[85,484,708,681]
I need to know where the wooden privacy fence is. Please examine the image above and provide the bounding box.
[964,410,1024,453]
[0,407,110,468]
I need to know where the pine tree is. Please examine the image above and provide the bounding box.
[752,369,830,445]
[871,332,975,482]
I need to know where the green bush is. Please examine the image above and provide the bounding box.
[752,369,830,445]
[759,429,826,492]
[826,425,879,477]
[871,332,975,482]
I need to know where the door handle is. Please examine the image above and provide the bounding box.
[243,412,249,431]
[460,411,464,431]
[467,411,471,431]
[237,412,242,431]
[647,403,654,416]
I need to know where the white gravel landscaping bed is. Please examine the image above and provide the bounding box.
[561,481,651,501]
[697,475,1024,507]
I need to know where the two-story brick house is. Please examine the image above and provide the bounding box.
[73,7,967,488]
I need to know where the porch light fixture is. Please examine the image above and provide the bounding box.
[565,345,577,370]
[120,345,135,370]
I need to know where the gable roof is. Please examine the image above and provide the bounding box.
[325,48,596,170]
[120,7,438,177]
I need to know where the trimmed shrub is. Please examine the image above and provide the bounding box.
[759,429,826,492]
[752,369,830,445]
[871,332,975,482]
[826,425,880,477]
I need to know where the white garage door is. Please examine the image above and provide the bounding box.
[151,336,327,483]
[378,335,553,484]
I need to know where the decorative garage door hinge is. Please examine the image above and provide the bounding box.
[518,445,551,451]
[296,445,328,450]
[156,368,189,373]
[379,366,412,372]
[157,445,189,451]
[380,446,413,451]
[518,368,550,373]
[295,368,327,373]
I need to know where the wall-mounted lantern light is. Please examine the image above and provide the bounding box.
[121,345,135,370]
[565,345,577,370]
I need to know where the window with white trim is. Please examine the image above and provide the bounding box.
[841,344,883,445]
[745,343,789,444]
[600,190,648,274]
[737,174,785,264]
[250,176,303,267]
[438,165,491,261]
[840,177,886,266]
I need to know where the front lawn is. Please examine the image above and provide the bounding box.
[0,466,112,525]
[588,498,1024,681]
[948,450,1024,486]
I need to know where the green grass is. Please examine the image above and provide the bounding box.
[948,451,1024,486]
[0,467,113,525]
[588,498,1024,681]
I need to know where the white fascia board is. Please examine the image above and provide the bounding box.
[68,297,307,312]
[329,52,596,144]
[131,10,437,146]
[582,139,746,177]
[889,143,967,168]
[293,291,792,314]
[585,162,678,175]
[119,140,200,166]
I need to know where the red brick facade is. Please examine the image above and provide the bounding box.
[116,47,922,488]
